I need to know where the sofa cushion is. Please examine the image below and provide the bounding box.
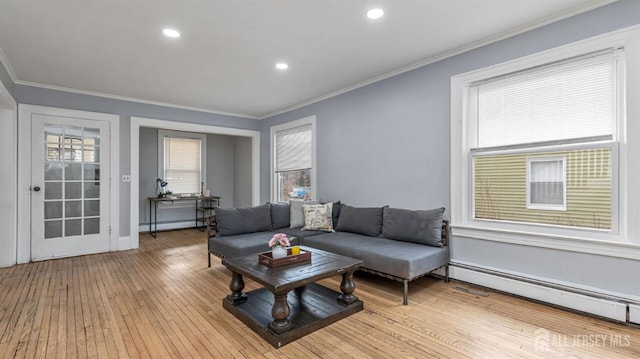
[302,203,334,232]
[270,202,290,229]
[335,204,384,237]
[210,231,301,258]
[382,207,445,247]
[216,204,272,236]
[277,227,326,238]
[303,232,449,279]
[290,199,319,228]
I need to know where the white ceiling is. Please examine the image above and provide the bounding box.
[0,0,614,119]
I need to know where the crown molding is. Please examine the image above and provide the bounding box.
[0,48,18,83]
[13,79,260,120]
[258,0,618,119]
[2,0,618,121]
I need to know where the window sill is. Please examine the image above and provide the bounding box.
[452,225,640,260]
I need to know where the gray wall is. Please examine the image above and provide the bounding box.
[138,128,250,226]
[233,137,253,208]
[206,133,236,208]
[259,0,640,298]
[14,85,260,236]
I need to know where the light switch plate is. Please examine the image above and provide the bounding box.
[122,175,131,182]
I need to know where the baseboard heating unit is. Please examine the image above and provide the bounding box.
[449,262,640,325]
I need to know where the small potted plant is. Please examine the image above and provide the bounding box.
[268,233,291,259]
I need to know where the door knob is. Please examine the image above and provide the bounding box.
[33,186,41,192]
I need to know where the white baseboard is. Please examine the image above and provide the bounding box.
[449,266,628,322]
[138,221,198,233]
[630,304,640,324]
[432,267,447,277]
[118,236,132,250]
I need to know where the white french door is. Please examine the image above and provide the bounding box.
[30,114,111,260]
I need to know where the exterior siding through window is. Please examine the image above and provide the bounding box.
[474,147,611,229]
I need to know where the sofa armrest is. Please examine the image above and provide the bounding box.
[442,220,450,246]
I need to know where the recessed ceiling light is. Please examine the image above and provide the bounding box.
[366,8,384,19]
[162,28,181,38]
[275,63,289,70]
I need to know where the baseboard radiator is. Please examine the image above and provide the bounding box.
[448,262,640,324]
[138,220,197,233]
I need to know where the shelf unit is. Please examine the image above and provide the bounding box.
[196,196,221,232]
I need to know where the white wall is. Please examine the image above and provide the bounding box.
[0,105,17,267]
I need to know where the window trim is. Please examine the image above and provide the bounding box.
[526,156,567,211]
[451,25,640,260]
[270,116,317,202]
[157,129,207,195]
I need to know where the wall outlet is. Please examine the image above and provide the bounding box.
[122,175,131,182]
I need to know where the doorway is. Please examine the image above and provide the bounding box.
[129,116,260,249]
[18,105,119,262]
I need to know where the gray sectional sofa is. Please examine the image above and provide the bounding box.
[207,201,449,305]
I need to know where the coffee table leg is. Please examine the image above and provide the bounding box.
[268,292,294,334]
[225,271,248,305]
[338,270,358,305]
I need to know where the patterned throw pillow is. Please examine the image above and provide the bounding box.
[302,203,334,232]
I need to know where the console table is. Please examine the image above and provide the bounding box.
[147,195,221,237]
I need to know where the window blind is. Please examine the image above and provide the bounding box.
[164,137,201,194]
[470,52,618,150]
[275,124,312,172]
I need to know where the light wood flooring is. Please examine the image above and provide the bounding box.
[1,229,639,358]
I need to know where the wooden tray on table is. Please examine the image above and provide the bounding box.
[258,248,311,267]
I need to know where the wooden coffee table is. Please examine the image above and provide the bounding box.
[221,246,364,348]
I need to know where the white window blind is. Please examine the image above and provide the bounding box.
[470,52,617,150]
[164,137,201,194]
[275,124,312,172]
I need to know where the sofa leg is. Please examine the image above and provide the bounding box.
[403,279,409,305]
[208,252,211,267]
[445,264,450,283]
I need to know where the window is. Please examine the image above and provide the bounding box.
[452,27,640,255]
[271,116,316,202]
[526,157,566,211]
[158,130,206,195]
[469,50,617,231]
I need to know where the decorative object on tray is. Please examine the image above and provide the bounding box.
[268,233,291,259]
[258,247,311,267]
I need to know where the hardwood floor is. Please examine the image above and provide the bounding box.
[1,229,638,358]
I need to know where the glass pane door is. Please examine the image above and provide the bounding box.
[43,125,101,239]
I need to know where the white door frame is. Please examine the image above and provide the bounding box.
[0,80,17,267]
[17,105,120,264]
[129,117,260,249]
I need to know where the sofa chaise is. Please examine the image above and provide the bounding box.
[207,201,449,305]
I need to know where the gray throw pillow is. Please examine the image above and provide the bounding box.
[382,207,445,247]
[335,204,384,237]
[270,202,290,229]
[331,201,341,229]
[290,199,319,228]
[216,203,272,236]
